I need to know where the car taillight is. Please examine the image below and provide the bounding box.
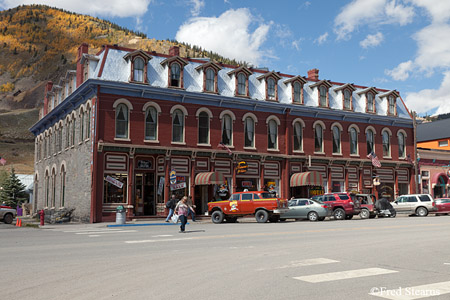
[432,202,436,207]
[321,205,328,208]
[349,202,354,206]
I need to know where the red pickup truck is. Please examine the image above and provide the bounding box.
[322,193,361,220]
[208,191,289,223]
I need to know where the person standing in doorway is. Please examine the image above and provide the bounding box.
[187,196,196,222]
[175,196,189,233]
[165,194,178,222]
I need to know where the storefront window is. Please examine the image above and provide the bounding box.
[264,179,279,196]
[398,183,408,196]
[422,179,429,194]
[236,178,258,192]
[378,182,395,201]
[331,181,344,192]
[170,175,189,197]
[104,173,127,203]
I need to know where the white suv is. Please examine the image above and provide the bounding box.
[392,194,437,216]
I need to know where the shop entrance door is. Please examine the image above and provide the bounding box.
[135,173,155,216]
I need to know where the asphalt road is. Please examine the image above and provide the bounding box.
[2,215,450,300]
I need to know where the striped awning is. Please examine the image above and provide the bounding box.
[290,171,324,187]
[194,172,226,185]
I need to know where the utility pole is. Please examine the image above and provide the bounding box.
[413,111,419,194]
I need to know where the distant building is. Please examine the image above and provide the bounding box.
[30,43,416,222]
[417,118,450,198]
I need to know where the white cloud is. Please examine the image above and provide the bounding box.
[360,32,384,48]
[175,8,272,65]
[385,60,413,81]
[188,0,205,17]
[314,32,328,45]
[405,71,450,114]
[334,0,414,40]
[409,0,450,23]
[0,0,152,17]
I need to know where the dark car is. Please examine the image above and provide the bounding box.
[322,193,361,220]
[356,194,377,219]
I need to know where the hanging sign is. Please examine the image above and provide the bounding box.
[170,169,177,184]
[105,175,123,189]
[137,160,152,169]
[157,177,165,195]
[236,161,248,174]
[170,182,186,191]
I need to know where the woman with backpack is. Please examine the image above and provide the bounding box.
[164,194,178,222]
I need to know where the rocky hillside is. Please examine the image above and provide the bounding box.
[0,4,244,174]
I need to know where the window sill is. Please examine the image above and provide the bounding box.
[78,142,83,146]
[168,86,185,90]
[203,90,219,95]
[350,154,360,158]
[129,80,149,85]
[114,138,131,142]
[144,139,160,143]
[171,142,186,145]
[243,146,256,150]
[383,156,392,159]
[268,148,280,152]
[197,144,211,147]
[314,151,326,155]
[292,102,304,105]
[235,94,250,98]
[293,150,304,154]
[332,153,343,156]
[84,138,90,143]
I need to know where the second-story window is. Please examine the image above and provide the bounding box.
[115,104,129,139]
[237,73,247,96]
[205,68,215,92]
[133,57,145,82]
[221,114,233,146]
[382,130,390,157]
[267,119,278,150]
[332,126,341,154]
[172,109,184,143]
[319,86,328,107]
[170,63,181,87]
[314,124,323,152]
[398,132,406,158]
[198,111,210,144]
[366,129,374,155]
[349,127,358,155]
[244,117,255,148]
[293,121,303,151]
[145,107,157,141]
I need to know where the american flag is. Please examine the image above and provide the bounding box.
[218,142,232,155]
[367,151,381,168]
[0,157,6,166]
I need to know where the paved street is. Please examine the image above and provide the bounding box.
[2,215,450,300]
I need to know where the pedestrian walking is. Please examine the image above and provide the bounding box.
[165,194,178,222]
[187,196,196,222]
[175,196,190,233]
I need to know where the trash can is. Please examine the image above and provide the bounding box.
[115,205,126,224]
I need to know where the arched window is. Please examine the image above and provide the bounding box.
[51,168,56,208]
[80,109,85,141]
[293,121,303,151]
[349,127,358,155]
[319,86,327,107]
[344,89,351,110]
[115,104,129,139]
[367,93,374,112]
[71,117,76,145]
[267,78,276,100]
[60,165,66,207]
[293,82,302,104]
[170,63,181,87]
[315,124,323,152]
[366,129,374,154]
[198,111,210,144]
[332,126,341,154]
[86,107,91,139]
[65,120,70,148]
[221,114,233,146]
[172,109,184,143]
[145,106,158,140]
[45,171,49,207]
[133,57,145,82]
[244,117,255,147]
[398,132,406,158]
[237,73,246,96]
[58,128,62,151]
[268,119,278,149]
[382,131,391,157]
[205,68,215,92]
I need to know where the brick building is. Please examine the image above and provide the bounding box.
[30,43,416,222]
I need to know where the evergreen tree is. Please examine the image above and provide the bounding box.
[0,168,27,208]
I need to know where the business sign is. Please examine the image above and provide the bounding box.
[241,181,253,187]
[157,177,164,195]
[170,169,177,184]
[105,175,123,189]
[236,161,248,174]
[170,181,186,191]
[137,160,152,169]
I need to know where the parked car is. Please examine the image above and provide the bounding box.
[207,191,289,223]
[280,198,331,221]
[311,195,323,202]
[0,205,17,224]
[433,198,450,215]
[356,194,377,219]
[322,193,361,220]
[392,194,437,216]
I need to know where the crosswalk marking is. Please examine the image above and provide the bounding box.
[258,258,339,271]
[125,237,193,244]
[369,281,450,299]
[294,267,398,283]
[75,230,137,235]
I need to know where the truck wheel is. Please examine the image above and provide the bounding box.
[269,215,280,222]
[308,211,319,222]
[211,211,224,224]
[416,207,428,217]
[255,210,269,223]
[3,213,13,224]
[333,208,346,220]
[359,209,370,219]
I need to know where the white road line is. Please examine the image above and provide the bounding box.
[294,268,398,283]
[75,230,137,235]
[369,281,450,299]
[153,235,174,237]
[125,237,193,244]
[89,235,101,237]
[62,229,123,233]
[258,258,339,271]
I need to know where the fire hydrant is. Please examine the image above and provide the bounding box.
[39,209,45,226]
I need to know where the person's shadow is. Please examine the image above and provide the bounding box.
[183,230,205,233]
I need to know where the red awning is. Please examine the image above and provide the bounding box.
[290,171,323,187]
[194,172,226,185]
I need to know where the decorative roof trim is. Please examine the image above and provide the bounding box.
[195,61,223,72]
[379,90,400,99]
[309,80,332,89]
[356,86,379,95]
[123,49,153,62]
[227,66,252,77]
[334,83,356,92]
[284,75,307,85]
[160,56,188,67]
[256,70,282,81]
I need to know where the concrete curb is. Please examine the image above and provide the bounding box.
[107,222,191,227]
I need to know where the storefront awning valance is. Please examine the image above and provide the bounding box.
[290,171,323,187]
[195,172,226,185]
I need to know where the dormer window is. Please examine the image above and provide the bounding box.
[124,50,152,84]
[334,83,355,111]
[257,71,281,101]
[161,56,188,89]
[310,80,332,108]
[170,63,181,87]
[388,95,395,115]
[379,90,399,116]
[284,76,307,104]
[367,93,375,113]
[196,62,222,93]
[344,90,351,110]
[228,66,252,98]
[357,87,378,114]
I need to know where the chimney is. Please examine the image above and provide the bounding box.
[169,46,180,57]
[43,81,53,116]
[307,68,319,81]
[76,43,89,87]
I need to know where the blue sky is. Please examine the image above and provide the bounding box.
[2,0,450,116]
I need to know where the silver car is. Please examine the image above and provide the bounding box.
[280,198,330,221]
[392,194,437,216]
